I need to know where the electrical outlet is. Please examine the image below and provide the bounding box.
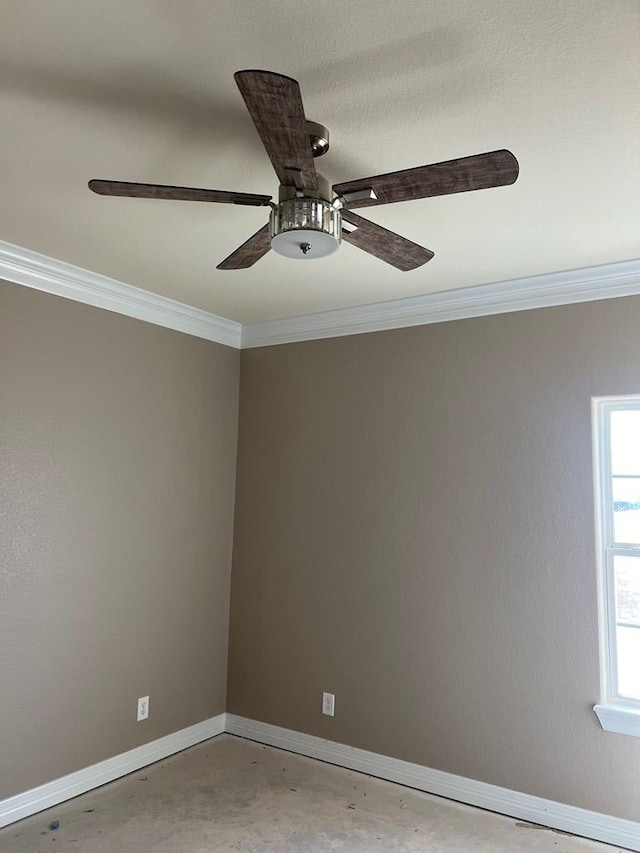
[322,692,335,717]
[137,696,149,722]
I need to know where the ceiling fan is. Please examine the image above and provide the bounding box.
[89,70,519,272]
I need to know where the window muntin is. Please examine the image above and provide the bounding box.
[610,409,640,546]
[613,555,640,699]
[594,397,640,708]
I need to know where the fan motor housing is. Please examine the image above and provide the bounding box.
[270,174,341,259]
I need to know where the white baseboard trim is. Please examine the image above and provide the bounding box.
[225,714,640,851]
[0,713,226,829]
[0,241,242,349]
[3,711,638,848]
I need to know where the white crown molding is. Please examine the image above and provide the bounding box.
[226,714,640,851]
[3,240,640,351]
[0,241,242,349]
[0,713,226,828]
[241,257,640,348]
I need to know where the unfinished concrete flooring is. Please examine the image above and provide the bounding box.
[0,734,623,852]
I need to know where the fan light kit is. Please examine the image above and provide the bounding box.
[270,203,340,259]
[270,180,342,260]
[89,70,519,272]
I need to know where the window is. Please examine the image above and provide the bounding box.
[593,396,640,736]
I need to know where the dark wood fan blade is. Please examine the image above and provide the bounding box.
[88,179,272,207]
[341,212,434,271]
[235,70,318,191]
[217,224,271,270]
[334,150,518,209]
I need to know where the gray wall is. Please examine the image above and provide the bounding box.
[1,282,239,799]
[5,278,640,822]
[228,296,640,822]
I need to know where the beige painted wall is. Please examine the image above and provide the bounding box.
[228,296,640,822]
[1,282,239,799]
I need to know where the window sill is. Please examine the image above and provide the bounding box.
[594,703,640,737]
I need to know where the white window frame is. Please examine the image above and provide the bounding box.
[593,394,640,737]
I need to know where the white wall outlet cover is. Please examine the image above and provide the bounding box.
[322,692,335,717]
[137,696,150,722]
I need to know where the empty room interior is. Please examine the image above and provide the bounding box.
[2,1,640,850]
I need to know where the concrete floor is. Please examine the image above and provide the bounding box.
[0,734,624,852]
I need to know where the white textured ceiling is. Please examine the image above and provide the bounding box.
[1,0,639,323]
